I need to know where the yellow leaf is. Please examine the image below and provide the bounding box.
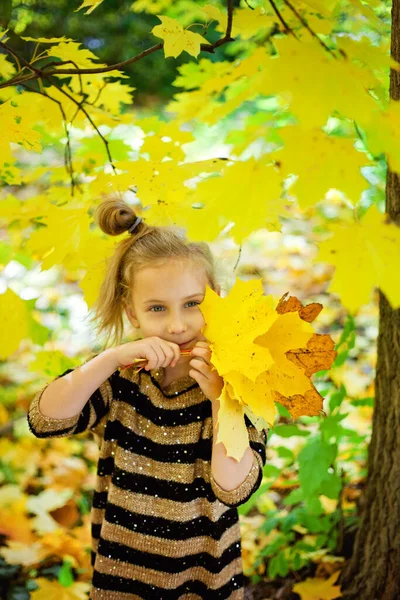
[301,0,338,14]
[200,278,276,381]
[0,289,30,359]
[215,382,249,462]
[69,75,134,115]
[292,570,342,600]
[152,15,209,58]
[317,204,400,312]
[230,6,276,40]
[21,36,73,42]
[30,578,91,600]
[26,202,92,270]
[45,41,105,69]
[75,0,104,14]
[186,158,288,243]
[360,99,400,174]
[0,54,15,78]
[0,541,47,566]
[199,281,336,458]
[272,127,371,208]
[78,233,121,309]
[0,99,42,182]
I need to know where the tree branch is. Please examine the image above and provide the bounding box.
[0,0,235,90]
[20,82,78,195]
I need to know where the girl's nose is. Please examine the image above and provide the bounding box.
[168,317,187,335]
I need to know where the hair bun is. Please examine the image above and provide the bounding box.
[94,197,139,236]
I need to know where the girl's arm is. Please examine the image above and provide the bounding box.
[27,348,118,439]
[210,398,268,507]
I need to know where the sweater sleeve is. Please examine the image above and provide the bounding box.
[27,367,113,439]
[210,415,268,508]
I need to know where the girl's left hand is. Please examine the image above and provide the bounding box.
[189,341,224,402]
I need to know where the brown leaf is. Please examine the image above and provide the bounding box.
[276,292,323,323]
[273,385,324,419]
[286,333,337,377]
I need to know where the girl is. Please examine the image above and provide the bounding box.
[27,198,268,600]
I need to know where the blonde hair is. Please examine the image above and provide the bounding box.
[88,197,219,349]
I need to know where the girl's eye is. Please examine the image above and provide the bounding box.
[149,301,200,312]
[149,306,164,312]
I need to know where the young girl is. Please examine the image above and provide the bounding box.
[27,198,268,600]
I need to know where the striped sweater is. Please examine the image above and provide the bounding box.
[27,362,268,599]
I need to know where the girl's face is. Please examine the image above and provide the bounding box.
[125,260,218,350]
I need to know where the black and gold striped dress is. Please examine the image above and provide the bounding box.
[28,363,268,599]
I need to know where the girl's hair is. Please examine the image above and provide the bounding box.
[88,197,219,349]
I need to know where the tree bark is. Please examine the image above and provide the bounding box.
[338,1,400,598]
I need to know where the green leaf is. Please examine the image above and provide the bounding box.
[58,559,74,587]
[328,383,347,412]
[320,412,348,441]
[275,402,292,418]
[238,481,272,515]
[283,487,304,506]
[298,436,337,497]
[271,424,310,438]
[275,446,295,461]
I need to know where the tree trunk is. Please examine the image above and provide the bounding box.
[338,2,400,598]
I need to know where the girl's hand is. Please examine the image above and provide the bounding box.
[114,336,181,370]
[189,341,224,402]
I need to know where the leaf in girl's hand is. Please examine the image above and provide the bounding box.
[199,278,337,460]
[200,278,276,381]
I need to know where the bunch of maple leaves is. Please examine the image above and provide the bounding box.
[194,278,337,460]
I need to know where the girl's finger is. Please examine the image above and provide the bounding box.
[190,347,211,362]
[166,341,181,365]
[149,342,167,370]
[189,358,210,378]
[189,368,208,381]
[160,341,175,368]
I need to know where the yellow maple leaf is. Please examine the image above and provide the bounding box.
[292,570,342,600]
[26,202,92,271]
[45,41,105,70]
[0,99,42,183]
[152,15,209,58]
[30,578,91,600]
[271,127,371,208]
[0,54,15,79]
[0,289,30,359]
[202,4,275,40]
[0,485,34,544]
[200,278,277,381]
[185,158,289,244]
[75,0,104,14]
[69,74,134,115]
[21,36,72,43]
[301,0,338,14]
[78,233,121,309]
[199,281,336,459]
[214,382,249,461]
[360,99,400,175]
[0,541,47,566]
[317,204,400,312]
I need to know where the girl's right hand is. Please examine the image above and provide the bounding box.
[113,337,181,371]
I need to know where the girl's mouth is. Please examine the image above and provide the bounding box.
[178,338,194,349]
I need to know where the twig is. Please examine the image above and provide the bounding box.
[280,0,336,56]
[0,0,236,90]
[0,0,237,183]
[45,74,117,174]
[268,0,297,36]
[20,83,77,194]
[233,244,242,271]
